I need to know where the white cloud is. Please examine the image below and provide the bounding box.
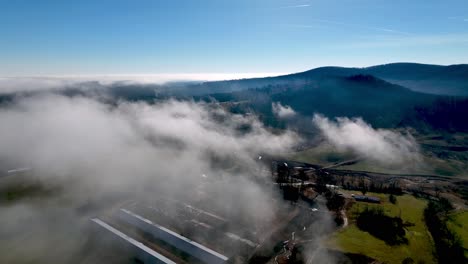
[0,93,303,261]
[272,102,297,118]
[313,114,421,165]
[0,95,299,187]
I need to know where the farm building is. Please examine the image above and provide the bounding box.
[117,208,229,264]
[352,195,381,203]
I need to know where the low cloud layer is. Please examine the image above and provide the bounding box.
[272,102,297,118]
[0,94,300,191]
[0,73,281,94]
[0,93,300,262]
[313,114,421,165]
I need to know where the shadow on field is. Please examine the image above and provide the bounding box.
[356,207,409,245]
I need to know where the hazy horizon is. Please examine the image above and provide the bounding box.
[1,60,464,79]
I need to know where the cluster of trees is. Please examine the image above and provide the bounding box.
[341,177,403,196]
[325,191,346,226]
[368,182,403,195]
[424,198,466,263]
[356,207,408,245]
[325,191,346,212]
[314,171,346,225]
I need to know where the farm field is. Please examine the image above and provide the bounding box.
[327,193,436,264]
[447,211,468,257]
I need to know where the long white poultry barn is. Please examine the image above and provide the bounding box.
[91,218,176,264]
[117,208,229,264]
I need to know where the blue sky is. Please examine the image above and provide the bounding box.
[1,0,467,76]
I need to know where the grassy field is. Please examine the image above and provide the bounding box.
[327,193,436,264]
[447,211,468,257]
[290,143,429,175]
[290,143,357,167]
[290,139,468,177]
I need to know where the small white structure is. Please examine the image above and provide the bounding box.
[7,168,31,174]
[325,184,341,190]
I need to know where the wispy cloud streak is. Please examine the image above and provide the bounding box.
[291,18,411,35]
[448,16,468,22]
[280,4,310,9]
[280,23,324,29]
[335,33,468,49]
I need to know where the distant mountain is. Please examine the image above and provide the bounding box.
[271,74,431,127]
[279,74,468,132]
[364,63,468,96]
[191,63,468,96]
[201,75,431,127]
[49,69,468,132]
[1,63,467,133]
